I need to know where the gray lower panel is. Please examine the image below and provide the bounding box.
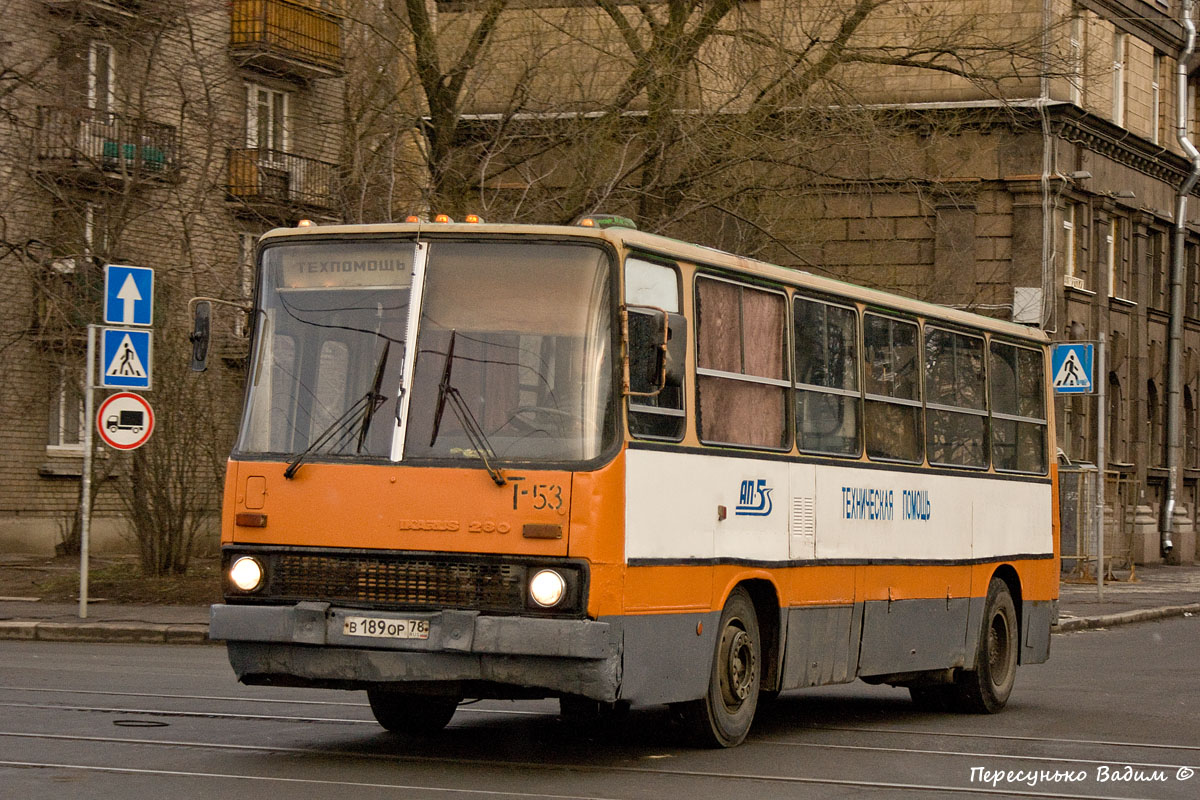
[858,598,970,677]
[609,610,720,706]
[213,603,623,702]
[780,605,859,689]
[227,642,622,702]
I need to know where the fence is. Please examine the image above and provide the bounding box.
[1058,466,1139,581]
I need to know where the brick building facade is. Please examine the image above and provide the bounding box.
[0,0,346,553]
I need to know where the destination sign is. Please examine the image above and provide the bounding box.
[271,245,416,289]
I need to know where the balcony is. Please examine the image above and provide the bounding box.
[43,0,142,25]
[227,148,338,215]
[35,106,180,185]
[230,0,344,80]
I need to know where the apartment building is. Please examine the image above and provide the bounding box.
[0,0,346,553]
[430,0,1199,565]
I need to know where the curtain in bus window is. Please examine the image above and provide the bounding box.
[696,278,787,448]
[863,314,922,462]
[794,298,860,456]
[925,328,987,468]
[989,342,1048,473]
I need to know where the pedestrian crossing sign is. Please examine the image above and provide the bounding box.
[1051,343,1093,394]
[100,327,152,390]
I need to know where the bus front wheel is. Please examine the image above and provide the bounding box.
[367,688,460,735]
[954,577,1018,713]
[678,587,761,747]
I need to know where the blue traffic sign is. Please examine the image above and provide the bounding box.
[103,264,154,326]
[1051,343,1094,394]
[100,327,152,390]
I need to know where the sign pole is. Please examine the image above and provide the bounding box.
[79,324,96,619]
[1095,333,1106,602]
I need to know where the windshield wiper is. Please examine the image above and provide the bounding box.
[429,330,506,486]
[285,343,390,480]
[356,340,391,453]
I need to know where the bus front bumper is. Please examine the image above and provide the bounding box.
[209,603,622,701]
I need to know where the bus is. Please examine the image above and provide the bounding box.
[200,215,1058,747]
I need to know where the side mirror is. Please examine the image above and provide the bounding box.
[189,300,211,372]
[625,306,687,397]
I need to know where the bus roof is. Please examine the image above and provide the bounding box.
[260,221,1049,345]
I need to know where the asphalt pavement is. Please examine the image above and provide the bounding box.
[0,562,1197,645]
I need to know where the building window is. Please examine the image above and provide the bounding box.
[235,232,258,337]
[1112,31,1127,126]
[88,41,115,116]
[1106,217,1127,298]
[1148,380,1163,467]
[48,363,85,453]
[1108,371,1123,464]
[1152,53,1162,144]
[246,84,288,153]
[1149,229,1167,310]
[1063,203,1079,282]
[1186,386,1198,469]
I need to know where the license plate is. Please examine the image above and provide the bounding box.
[343,616,430,640]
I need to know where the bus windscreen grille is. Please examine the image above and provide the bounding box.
[270,554,525,611]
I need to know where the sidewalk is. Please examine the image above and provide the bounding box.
[0,564,1197,645]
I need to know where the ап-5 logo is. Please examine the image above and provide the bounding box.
[735,479,773,516]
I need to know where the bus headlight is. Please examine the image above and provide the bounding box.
[528,569,566,608]
[229,556,265,593]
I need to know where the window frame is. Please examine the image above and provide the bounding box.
[862,310,924,465]
[923,324,989,470]
[793,293,862,458]
[47,362,86,454]
[625,255,686,442]
[693,273,791,451]
[988,340,1049,476]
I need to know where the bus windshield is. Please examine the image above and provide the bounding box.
[237,238,616,466]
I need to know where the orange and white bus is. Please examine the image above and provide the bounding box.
[203,216,1058,747]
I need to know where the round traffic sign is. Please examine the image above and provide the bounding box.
[97,392,155,450]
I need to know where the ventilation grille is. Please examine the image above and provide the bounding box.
[266,553,525,612]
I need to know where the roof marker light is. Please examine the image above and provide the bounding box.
[434,214,454,223]
[297,219,314,227]
[572,214,637,230]
[464,214,484,224]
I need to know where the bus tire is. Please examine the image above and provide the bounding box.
[367,688,460,735]
[954,577,1018,713]
[679,587,761,747]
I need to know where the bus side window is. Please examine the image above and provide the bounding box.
[925,327,988,468]
[794,296,861,456]
[626,257,685,440]
[863,313,922,463]
[990,342,1048,473]
[696,277,789,449]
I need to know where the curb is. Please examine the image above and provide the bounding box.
[1,603,1197,645]
[0,619,211,645]
[1052,603,1200,633]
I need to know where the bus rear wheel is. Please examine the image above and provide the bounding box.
[678,587,761,747]
[954,577,1018,713]
[367,688,460,735]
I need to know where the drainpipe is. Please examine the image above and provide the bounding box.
[1166,1,1200,557]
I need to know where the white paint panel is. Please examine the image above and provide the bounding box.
[626,450,1052,564]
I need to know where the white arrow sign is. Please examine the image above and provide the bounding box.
[117,273,141,326]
